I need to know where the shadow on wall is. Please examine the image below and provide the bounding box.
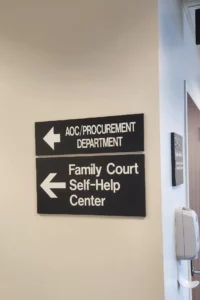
[0,0,155,68]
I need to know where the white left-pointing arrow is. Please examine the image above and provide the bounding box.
[40,173,66,198]
[43,127,61,150]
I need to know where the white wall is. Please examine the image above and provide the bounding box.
[159,0,200,299]
[0,1,164,300]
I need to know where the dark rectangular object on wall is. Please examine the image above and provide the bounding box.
[196,9,200,45]
[171,133,184,186]
[35,114,144,156]
[36,154,146,217]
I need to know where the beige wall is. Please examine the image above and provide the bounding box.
[0,1,164,299]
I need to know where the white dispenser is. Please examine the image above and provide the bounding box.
[175,207,200,260]
[175,207,200,289]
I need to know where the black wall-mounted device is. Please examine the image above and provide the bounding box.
[196,9,200,45]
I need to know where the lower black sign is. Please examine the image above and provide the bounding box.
[36,155,146,217]
[171,133,184,186]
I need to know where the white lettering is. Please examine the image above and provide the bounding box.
[69,164,76,175]
[69,179,91,191]
[65,126,80,136]
[69,194,106,206]
[70,194,78,206]
[107,163,139,175]
[77,136,123,149]
[80,122,136,136]
[95,179,120,193]
[68,164,102,177]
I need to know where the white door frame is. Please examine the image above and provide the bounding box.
[184,81,190,209]
[184,81,192,300]
[184,80,200,300]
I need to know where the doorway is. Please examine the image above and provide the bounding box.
[187,93,200,300]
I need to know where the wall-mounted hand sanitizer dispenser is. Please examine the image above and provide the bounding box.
[175,207,200,260]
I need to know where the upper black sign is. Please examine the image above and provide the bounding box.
[35,114,144,156]
[36,154,146,217]
[171,133,184,186]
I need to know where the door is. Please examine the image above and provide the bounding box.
[187,93,200,300]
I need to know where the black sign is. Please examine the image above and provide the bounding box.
[35,114,144,156]
[36,155,146,217]
[171,133,184,186]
